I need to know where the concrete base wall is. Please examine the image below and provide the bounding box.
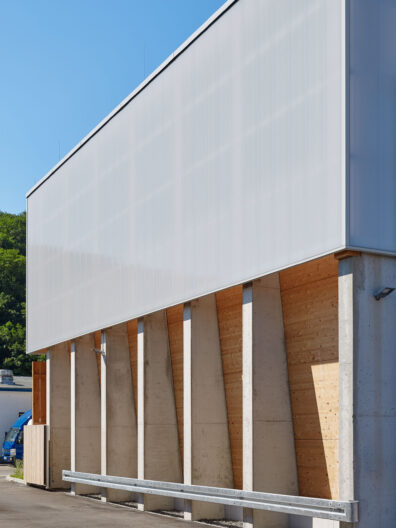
[289,517,339,528]
[184,295,234,521]
[46,255,396,527]
[47,343,70,489]
[73,334,101,494]
[138,311,182,511]
[339,254,396,528]
[104,324,137,502]
[243,276,298,528]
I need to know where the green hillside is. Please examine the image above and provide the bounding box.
[0,211,32,375]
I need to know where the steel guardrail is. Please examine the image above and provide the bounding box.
[63,470,358,522]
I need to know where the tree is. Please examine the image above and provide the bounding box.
[0,212,26,255]
[0,211,34,375]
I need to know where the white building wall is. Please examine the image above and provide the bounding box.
[27,0,345,353]
[348,0,396,254]
[0,391,32,437]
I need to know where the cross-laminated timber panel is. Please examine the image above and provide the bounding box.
[32,361,46,425]
[280,255,339,500]
[127,320,138,412]
[167,305,184,469]
[216,286,243,491]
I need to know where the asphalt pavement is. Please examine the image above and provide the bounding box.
[0,468,197,528]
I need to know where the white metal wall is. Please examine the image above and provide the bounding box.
[27,0,345,353]
[348,0,396,253]
[0,391,32,436]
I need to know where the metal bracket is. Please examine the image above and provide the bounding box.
[92,348,105,356]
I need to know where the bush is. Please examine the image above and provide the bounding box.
[10,459,24,480]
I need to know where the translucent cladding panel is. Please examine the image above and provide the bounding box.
[349,0,396,252]
[27,0,345,353]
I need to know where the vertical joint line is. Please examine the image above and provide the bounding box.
[101,331,107,479]
[137,318,145,481]
[70,342,76,474]
[242,283,253,492]
[183,303,192,486]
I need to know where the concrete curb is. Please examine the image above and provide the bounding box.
[6,475,26,485]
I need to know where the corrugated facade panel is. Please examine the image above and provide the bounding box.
[27,0,344,352]
[348,0,396,253]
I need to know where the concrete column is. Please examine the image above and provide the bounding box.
[70,342,76,495]
[338,256,354,528]
[137,318,144,510]
[242,276,298,528]
[102,324,137,502]
[100,332,107,501]
[73,333,101,494]
[338,254,396,528]
[46,342,71,489]
[137,311,182,511]
[184,294,234,521]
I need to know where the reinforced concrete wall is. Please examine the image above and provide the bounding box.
[339,254,396,528]
[40,253,396,527]
[102,324,137,502]
[46,343,70,489]
[243,277,298,528]
[138,311,182,511]
[71,334,101,495]
[184,295,234,521]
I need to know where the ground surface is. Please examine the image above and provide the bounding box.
[0,466,198,528]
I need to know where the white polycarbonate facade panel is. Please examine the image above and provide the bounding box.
[27,0,345,352]
[348,0,396,253]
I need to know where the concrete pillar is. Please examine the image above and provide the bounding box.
[100,332,106,501]
[71,333,101,494]
[46,343,70,489]
[102,324,137,502]
[137,311,182,511]
[70,342,76,495]
[184,294,234,521]
[137,318,144,510]
[242,276,298,528]
[338,254,396,528]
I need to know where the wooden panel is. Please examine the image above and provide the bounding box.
[334,249,361,260]
[216,286,243,490]
[280,254,339,499]
[127,319,138,412]
[94,331,101,383]
[32,361,46,425]
[166,305,184,468]
[24,424,46,486]
[294,439,339,500]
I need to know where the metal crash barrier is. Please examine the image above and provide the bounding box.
[62,470,358,523]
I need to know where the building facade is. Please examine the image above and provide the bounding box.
[0,370,32,441]
[26,1,396,527]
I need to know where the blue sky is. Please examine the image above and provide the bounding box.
[0,0,224,214]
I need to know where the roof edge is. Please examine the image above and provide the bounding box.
[26,0,239,199]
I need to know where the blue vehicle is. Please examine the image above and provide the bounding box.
[2,409,32,464]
